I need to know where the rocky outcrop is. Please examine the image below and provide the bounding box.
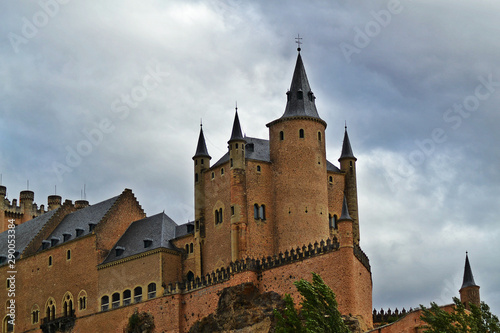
[189,283,285,333]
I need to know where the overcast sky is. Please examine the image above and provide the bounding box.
[1,0,499,317]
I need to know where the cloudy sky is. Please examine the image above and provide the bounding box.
[1,0,499,317]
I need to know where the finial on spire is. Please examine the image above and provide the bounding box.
[345,120,347,130]
[235,101,238,112]
[295,33,302,52]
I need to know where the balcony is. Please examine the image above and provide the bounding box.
[41,309,75,333]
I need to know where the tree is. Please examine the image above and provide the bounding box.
[274,272,351,333]
[420,297,500,333]
[124,309,155,333]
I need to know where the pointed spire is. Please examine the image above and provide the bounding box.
[280,52,322,120]
[461,252,478,289]
[339,125,356,161]
[338,196,353,221]
[228,109,244,143]
[193,124,211,159]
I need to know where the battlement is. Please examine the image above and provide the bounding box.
[372,307,414,324]
[164,237,370,295]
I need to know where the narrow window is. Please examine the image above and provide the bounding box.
[221,168,224,175]
[185,244,189,253]
[101,296,109,311]
[254,204,259,219]
[187,271,195,281]
[79,295,87,310]
[148,283,157,299]
[211,172,215,179]
[259,205,266,220]
[215,210,219,224]
[48,256,52,267]
[329,176,333,183]
[32,309,40,324]
[256,165,261,172]
[279,131,284,141]
[201,159,204,165]
[7,279,10,289]
[334,215,338,229]
[231,206,235,216]
[318,132,322,141]
[190,243,193,253]
[123,290,131,306]
[235,143,238,149]
[195,173,199,182]
[219,208,223,223]
[134,287,142,303]
[66,250,71,260]
[299,129,304,138]
[349,161,353,172]
[112,293,120,309]
[230,158,233,167]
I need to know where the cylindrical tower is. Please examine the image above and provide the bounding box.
[48,195,62,211]
[267,51,330,253]
[20,190,34,223]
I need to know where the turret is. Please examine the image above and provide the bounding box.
[337,196,354,248]
[48,195,62,211]
[267,49,329,253]
[228,109,247,261]
[20,190,35,223]
[192,124,211,276]
[75,200,89,209]
[338,126,360,244]
[0,186,6,232]
[459,253,480,310]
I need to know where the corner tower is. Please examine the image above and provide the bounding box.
[193,125,211,276]
[459,252,480,309]
[228,110,247,261]
[338,126,360,244]
[267,49,329,253]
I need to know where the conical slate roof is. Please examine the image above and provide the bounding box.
[461,253,478,289]
[193,125,211,159]
[281,52,321,120]
[228,110,245,143]
[338,196,353,221]
[339,126,356,161]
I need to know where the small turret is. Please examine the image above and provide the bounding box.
[48,195,62,211]
[75,200,89,209]
[337,196,354,248]
[20,190,35,223]
[339,126,360,244]
[459,252,480,309]
[228,110,246,170]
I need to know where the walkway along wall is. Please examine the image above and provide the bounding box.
[70,238,372,332]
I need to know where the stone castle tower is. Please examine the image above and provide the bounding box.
[460,252,480,309]
[192,48,361,274]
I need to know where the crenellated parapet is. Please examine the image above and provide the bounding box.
[165,236,371,296]
[372,307,413,324]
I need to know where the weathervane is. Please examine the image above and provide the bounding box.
[295,34,302,52]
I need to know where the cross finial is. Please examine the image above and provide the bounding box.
[295,34,302,52]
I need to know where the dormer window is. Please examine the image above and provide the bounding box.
[76,228,84,237]
[143,239,153,248]
[0,256,6,264]
[286,91,291,101]
[297,90,303,100]
[51,238,59,247]
[89,223,96,232]
[42,240,51,250]
[308,91,314,101]
[115,246,125,256]
[63,233,71,242]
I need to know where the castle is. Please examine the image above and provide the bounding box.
[0,48,480,333]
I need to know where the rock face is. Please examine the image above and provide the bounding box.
[189,283,285,333]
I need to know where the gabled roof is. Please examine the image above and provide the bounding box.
[326,160,342,173]
[461,253,478,289]
[193,125,211,159]
[0,208,59,264]
[212,137,271,168]
[38,196,119,251]
[101,212,182,265]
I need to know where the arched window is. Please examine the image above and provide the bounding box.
[62,292,74,317]
[134,286,142,303]
[219,208,223,223]
[112,293,120,309]
[329,176,333,183]
[221,168,224,175]
[256,165,261,172]
[215,210,219,224]
[187,271,195,281]
[3,316,14,332]
[67,249,71,260]
[48,256,52,266]
[78,290,87,311]
[31,304,40,324]
[45,298,56,321]
[148,283,157,299]
[259,205,266,220]
[299,129,304,138]
[211,172,215,179]
[318,131,322,141]
[254,204,259,219]
[123,289,131,306]
[101,296,109,311]
[279,131,284,141]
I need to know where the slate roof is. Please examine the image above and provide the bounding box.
[102,212,183,264]
[327,160,342,173]
[193,125,211,159]
[0,208,59,264]
[39,196,119,251]
[339,196,353,221]
[276,52,323,122]
[461,253,478,289]
[228,111,245,143]
[339,127,356,160]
